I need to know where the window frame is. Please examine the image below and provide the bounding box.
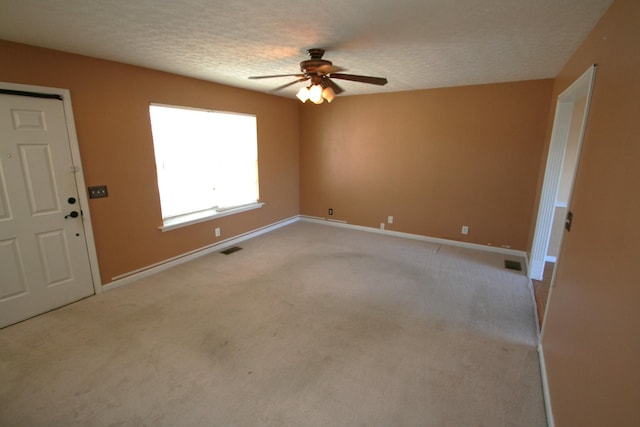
[160,201,264,232]
[148,103,263,232]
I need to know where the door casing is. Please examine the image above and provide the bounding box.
[529,65,596,282]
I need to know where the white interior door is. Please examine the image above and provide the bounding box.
[0,92,94,328]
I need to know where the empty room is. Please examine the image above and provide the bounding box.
[0,1,638,426]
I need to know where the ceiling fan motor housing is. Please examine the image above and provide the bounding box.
[300,48,332,74]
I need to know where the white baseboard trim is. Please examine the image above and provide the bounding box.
[326,218,348,224]
[538,344,555,427]
[523,254,531,279]
[299,216,529,263]
[103,215,299,292]
[104,214,530,292]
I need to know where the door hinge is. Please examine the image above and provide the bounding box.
[70,165,79,173]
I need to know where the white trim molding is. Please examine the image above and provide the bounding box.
[538,344,555,427]
[104,215,298,291]
[160,202,265,232]
[299,216,529,263]
[529,64,597,280]
[106,214,531,291]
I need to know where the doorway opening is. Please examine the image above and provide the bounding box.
[529,65,596,329]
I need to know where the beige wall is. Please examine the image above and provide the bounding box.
[300,80,553,250]
[1,39,553,281]
[0,40,300,284]
[540,0,640,425]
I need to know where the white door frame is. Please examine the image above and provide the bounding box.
[1,81,102,294]
[529,65,597,281]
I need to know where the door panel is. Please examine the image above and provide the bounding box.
[0,93,94,328]
[12,108,46,130]
[0,161,11,219]
[37,229,73,286]
[21,144,60,214]
[0,238,27,300]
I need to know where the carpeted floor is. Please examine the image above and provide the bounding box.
[0,221,546,426]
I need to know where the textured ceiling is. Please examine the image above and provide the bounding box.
[0,0,612,99]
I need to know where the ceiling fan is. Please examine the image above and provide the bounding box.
[249,48,388,103]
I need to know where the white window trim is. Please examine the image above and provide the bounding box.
[159,202,265,232]
[149,103,259,224]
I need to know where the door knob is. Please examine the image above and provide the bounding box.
[68,197,77,204]
[65,211,79,219]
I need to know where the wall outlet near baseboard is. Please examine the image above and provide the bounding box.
[215,227,221,237]
[380,223,385,230]
[388,215,394,224]
[461,225,469,235]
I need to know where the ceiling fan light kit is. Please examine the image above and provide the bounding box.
[250,48,388,104]
[296,84,335,104]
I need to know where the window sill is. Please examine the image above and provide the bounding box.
[159,202,264,232]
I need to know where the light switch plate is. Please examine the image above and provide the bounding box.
[88,185,108,199]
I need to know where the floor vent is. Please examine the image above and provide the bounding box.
[221,246,243,255]
[504,260,522,271]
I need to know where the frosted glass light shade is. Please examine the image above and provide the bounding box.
[322,86,335,103]
[296,86,310,102]
[309,84,324,104]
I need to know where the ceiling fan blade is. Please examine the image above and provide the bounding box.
[316,64,346,75]
[249,73,304,80]
[271,77,308,92]
[329,73,388,86]
[323,77,345,95]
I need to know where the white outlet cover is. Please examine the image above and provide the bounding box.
[388,216,394,224]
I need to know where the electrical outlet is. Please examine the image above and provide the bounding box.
[461,225,469,235]
[215,227,221,237]
[88,185,108,199]
[328,208,333,215]
[388,216,394,224]
[380,223,385,230]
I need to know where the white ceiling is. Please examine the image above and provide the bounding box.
[0,0,612,99]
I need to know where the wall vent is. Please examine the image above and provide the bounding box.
[221,246,243,255]
[504,260,522,271]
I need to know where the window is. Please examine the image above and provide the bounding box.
[149,104,261,231]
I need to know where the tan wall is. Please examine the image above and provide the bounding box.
[300,80,553,250]
[540,0,640,425]
[0,40,300,285]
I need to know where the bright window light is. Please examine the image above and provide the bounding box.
[149,104,259,225]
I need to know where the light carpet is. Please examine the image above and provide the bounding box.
[0,221,546,426]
